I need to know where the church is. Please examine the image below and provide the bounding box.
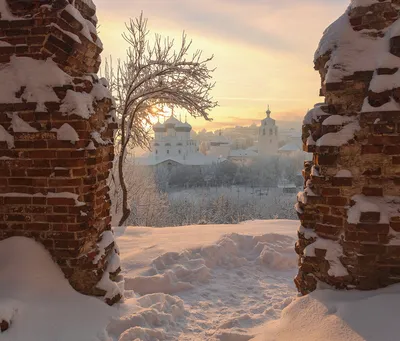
[136,112,223,167]
[257,106,279,156]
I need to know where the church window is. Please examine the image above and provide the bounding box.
[270,139,272,143]
[269,128,273,135]
[263,128,266,136]
[156,150,158,154]
[167,150,170,154]
[179,150,181,154]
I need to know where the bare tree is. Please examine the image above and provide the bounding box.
[105,13,218,225]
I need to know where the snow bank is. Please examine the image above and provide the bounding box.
[0,221,299,340]
[0,237,115,341]
[252,284,400,341]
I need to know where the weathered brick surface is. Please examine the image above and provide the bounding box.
[0,0,121,304]
[296,1,400,294]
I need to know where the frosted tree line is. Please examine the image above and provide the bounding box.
[110,155,302,227]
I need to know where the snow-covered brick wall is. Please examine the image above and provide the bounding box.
[297,0,400,295]
[0,0,120,305]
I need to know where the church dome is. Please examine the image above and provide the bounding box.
[153,121,166,132]
[165,115,181,128]
[175,121,192,132]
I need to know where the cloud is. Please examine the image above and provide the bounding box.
[96,0,347,56]
[94,0,348,132]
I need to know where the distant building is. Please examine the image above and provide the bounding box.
[208,130,231,158]
[278,142,302,156]
[228,149,258,165]
[258,106,279,156]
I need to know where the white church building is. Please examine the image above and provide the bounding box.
[136,113,223,167]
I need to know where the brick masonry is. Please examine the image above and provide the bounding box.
[296,0,400,294]
[0,0,122,304]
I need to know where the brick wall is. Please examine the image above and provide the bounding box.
[0,0,122,304]
[296,1,400,294]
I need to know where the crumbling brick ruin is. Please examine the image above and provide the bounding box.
[296,0,400,294]
[0,0,122,304]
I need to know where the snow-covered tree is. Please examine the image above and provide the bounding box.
[106,13,217,225]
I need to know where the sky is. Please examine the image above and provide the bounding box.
[95,0,348,132]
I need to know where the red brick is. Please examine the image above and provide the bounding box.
[357,223,389,234]
[47,197,76,206]
[326,196,348,206]
[321,187,341,196]
[323,215,344,226]
[362,187,384,196]
[316,154,338,165]
[361,145,383,154]
[360,211,381,223]
[332,177,352,186]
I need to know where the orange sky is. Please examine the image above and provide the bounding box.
[95,0,348,131]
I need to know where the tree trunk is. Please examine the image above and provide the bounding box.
[117,152,131,226]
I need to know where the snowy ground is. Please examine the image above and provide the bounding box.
[114,220,298,340]
[2,220,400,340]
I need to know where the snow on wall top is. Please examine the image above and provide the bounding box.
[0,57,72,111]
[350,0,382,8]
[80,0,96,11]
[65,4,102,49]
[314,10,386,83]
[0,0,18,20]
